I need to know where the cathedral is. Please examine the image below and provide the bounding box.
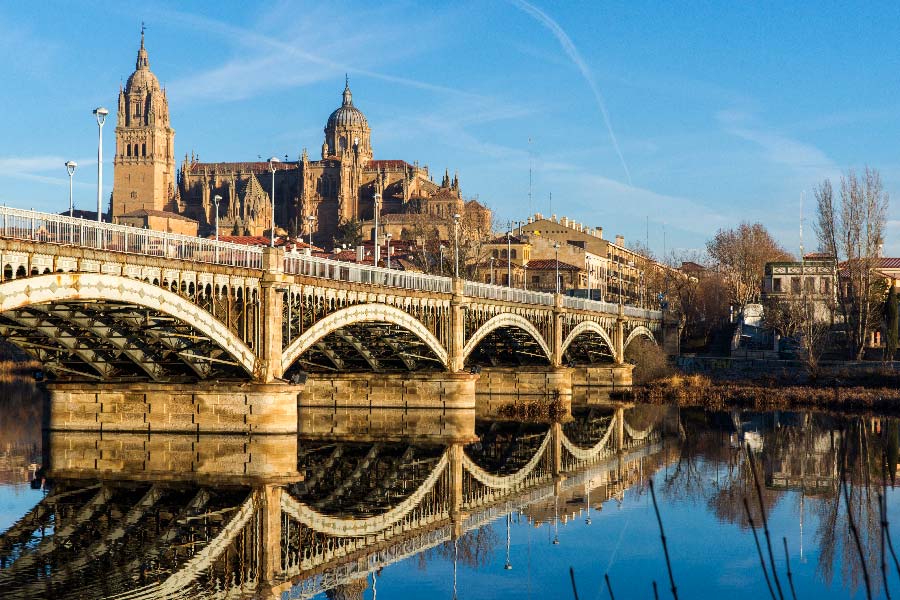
[111,33,490,244]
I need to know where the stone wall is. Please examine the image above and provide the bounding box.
[48,382,300,434]
[299,372,476,410]
[48,430,299,482]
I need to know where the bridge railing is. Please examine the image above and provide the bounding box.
[463,281,555,306]
[561,295,662,320]
[0,206,263,269]
[284,252,453,293]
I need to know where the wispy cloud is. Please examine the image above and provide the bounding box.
[0,157,95,188]
[508,0,632,185]
[716,110,838,180]
[161,6,484,104]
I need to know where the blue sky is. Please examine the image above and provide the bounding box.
[1,1,899,257]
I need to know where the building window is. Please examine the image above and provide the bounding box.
[805,277,815,293]
[772,277,782,292]
[492,249,499,258]
[822,278,831,295]
[532,275,540,285]
[142,143,147,157]
[790,277,801,294]
[510,249,517,259]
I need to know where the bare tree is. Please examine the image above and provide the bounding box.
[706,222,791,314]
[763,295,830,376]
[815,168,889,359]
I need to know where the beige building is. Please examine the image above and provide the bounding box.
[110,34,489,245]
[110,30,193,234]
[763,254,837,322]
[515,213,660,303]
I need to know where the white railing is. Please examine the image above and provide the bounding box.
[625,305,663,320]
[562,295,662,320]
[0,206,263,269]
[463,281,555,306]
[561,295,619,314]
[0,207,663,320]
[284,252,453,294]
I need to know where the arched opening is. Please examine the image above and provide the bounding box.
[463,315,552,368]
[3,265,12,281]
[15,266,26,279]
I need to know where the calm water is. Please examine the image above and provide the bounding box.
[1,380,899,599]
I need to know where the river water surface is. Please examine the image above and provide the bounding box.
[0,379,898,599]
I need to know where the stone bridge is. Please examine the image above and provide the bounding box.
[0,208,676,431]
[0,407,673,599]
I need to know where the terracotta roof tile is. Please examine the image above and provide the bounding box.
[525,259,581,271]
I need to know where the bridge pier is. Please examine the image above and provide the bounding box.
[299,372,477,410]
[258,247,285,383]
[475,367,572,421]
[570,364,634,390]
[48,381,300,434]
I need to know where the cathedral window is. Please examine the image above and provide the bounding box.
[127,145,132,157]
[142,143,147,157]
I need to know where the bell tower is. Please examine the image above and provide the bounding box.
[111,27,176,217]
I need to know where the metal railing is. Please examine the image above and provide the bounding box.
[284,252,453,294]
[0,206,263,269]
[0,207,664,320]
[463,281,555,306]
[562,295,662,320]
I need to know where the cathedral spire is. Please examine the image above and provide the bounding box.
[136,23,150,71]
[342,74,352,107]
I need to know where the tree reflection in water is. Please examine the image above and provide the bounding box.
[665,409,900,597]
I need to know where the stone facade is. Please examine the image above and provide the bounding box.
[108,34,489,245]
[111,30,189,232]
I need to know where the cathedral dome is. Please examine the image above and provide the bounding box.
[326,78,368,129]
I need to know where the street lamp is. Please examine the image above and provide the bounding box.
[489,256,495,284]
[506,228,512,287]
[92,107,109,223]
[386,233,392,270]
[523,263,528,290]
[554,242,560,294]
[439,243,445,275]
[372,192,382,266]
[307,214,316,254]
[585,254,590,300]
[453,213,461,278]
[65,161,77,218]
[213,194,222,263]
[213,195,221,242]
[267,157,281,247]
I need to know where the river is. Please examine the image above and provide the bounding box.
[0,377,897,599]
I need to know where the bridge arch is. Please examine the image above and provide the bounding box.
[462,313,552,363]
[624,325,657,353]
[560,321,616,361]
[281,303,449,373]
[0,273,257,379]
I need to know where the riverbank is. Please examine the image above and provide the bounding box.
[620,373,900,413]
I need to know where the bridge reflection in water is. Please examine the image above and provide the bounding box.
[0,386,676,600]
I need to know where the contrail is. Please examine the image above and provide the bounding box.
[509,0,632,185]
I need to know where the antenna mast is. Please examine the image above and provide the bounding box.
[528,137,533,217]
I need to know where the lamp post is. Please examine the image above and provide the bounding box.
[373,193,382,266]
[386,233,392,270]
[504,513,513,570]
[439,243,445,275]
[554,242,560,294]
[213,195,221,242]
[506,227,512,287]
[489,256,495,284]
[92,107,109,222]
[213,195,221,262]
[585,254,590,300]
[307,214,316,254]
[628,260,635,305]
[523,264,528,290]
[452,213,461,278]
[267,157,280,247]
[65,161,77,218]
